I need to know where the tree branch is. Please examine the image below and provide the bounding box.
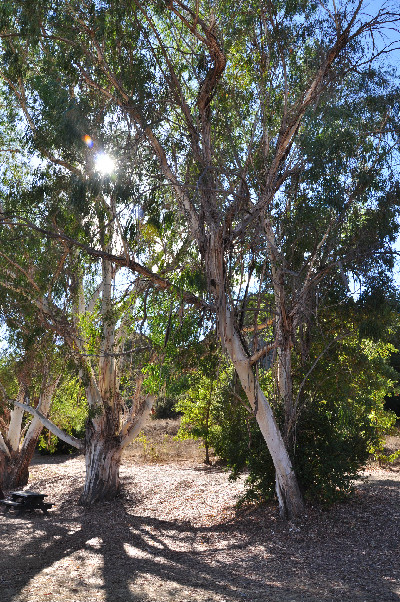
[121,395,155,449]
[249,343,275,366]
[12,400,85,451]
[233,2,386,240]
[0,216,212,310]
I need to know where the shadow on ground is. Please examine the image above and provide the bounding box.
[0,475,399,602]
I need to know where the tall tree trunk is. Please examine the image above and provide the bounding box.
[78,237,124,506]
[208,236,304,518]
[277,336,296,446]
[79,419,122,505]
[264,221,297,442]
[223,308,304,518]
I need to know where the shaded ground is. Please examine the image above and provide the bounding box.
[0,425,399,602]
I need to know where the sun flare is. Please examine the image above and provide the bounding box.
[95,153,115,175]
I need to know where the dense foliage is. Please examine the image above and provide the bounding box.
[37,377,87,454]
[177,317,399,505]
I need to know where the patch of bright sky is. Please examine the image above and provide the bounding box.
[94,152,116,175]
[364,1,400,286]
[0,324,8,352]
[362,0,400,67]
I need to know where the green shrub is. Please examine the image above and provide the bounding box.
[177,334,398,506]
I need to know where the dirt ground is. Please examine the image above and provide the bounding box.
[0,421,399,602]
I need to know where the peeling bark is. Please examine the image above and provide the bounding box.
[79,419,122,505]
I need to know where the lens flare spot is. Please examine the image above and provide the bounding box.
[82,134,94,148]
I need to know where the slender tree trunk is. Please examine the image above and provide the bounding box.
[277,338,296,446]
[204,400,211,465]
[272,267,296,446]
[207,236,304,518]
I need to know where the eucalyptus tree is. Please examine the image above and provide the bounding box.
[1,0,399,516]
[0,192,163,502]
[0,78,169,503]
[0,332,63,490]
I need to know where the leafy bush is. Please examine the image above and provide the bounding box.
[177,334,398,506]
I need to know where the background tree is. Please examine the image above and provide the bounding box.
[0,334,62,490]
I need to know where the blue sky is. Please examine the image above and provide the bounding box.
[363,1,400,284]
[363,0,400,68]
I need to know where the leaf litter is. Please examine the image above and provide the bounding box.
[0,433,399,602]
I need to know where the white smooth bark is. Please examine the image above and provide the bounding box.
[7,407,24,451]
[121,395,155,449]
[7,385,25,451]
[222,306,304,518]
[13,400,84,450]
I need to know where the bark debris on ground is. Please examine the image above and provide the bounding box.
[0,449,399,602]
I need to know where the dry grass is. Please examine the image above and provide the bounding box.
[123,417,213,465]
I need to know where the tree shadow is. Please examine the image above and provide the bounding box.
[30,452,82,466]
[1,497,261,602]
[0,477,399,602]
